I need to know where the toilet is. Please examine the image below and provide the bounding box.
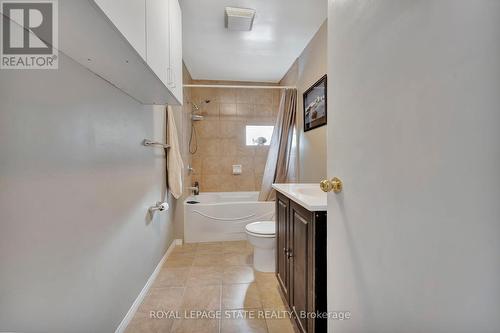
[245,221,276,272]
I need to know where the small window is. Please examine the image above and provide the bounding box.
[245,125,274,146]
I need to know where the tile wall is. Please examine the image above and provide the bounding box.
[189,85,280,192]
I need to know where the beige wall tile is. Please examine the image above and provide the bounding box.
[237,104,254,117]
[196,120,219,139]
[218,88,237,103]
[253,89,274,105]
[254,104,274,118]
[272,90,281,106]
[234,176,256,192]
[202,156,224,175]
[236,89,253,104]
[220,103,237,118]
[190,86,276,192]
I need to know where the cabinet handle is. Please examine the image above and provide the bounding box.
[287,250,293,259]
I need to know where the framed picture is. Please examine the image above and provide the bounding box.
[303,74,327,132]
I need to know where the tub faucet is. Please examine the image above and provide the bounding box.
[187,181,199,195]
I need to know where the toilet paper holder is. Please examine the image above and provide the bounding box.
[149,201,169,213]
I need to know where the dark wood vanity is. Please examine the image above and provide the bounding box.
[275,191,327,333]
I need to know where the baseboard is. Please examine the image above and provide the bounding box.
[114,238,182,333]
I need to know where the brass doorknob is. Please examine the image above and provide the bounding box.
[320,177,343,193]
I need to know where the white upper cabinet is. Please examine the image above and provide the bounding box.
[169,0,183,103]
[146,0,170,86]
[146,0,183,104]
[93,0,147,60]
[53,1,183,105]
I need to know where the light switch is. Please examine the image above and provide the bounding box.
[232,164,242,175]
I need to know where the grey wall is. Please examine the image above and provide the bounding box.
[0,52,182,332]
[281,20,327,183]
[327,1,500,332]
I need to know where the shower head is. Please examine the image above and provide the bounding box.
[191,99,211,111]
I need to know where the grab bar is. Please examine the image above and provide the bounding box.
[143,139,170,149]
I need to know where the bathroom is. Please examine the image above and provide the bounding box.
[1,1,500,333]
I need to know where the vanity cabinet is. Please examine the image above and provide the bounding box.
[276,192,327,333]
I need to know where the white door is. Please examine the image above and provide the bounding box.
[93,0,146,59]
[168,0,183,104]
[326,1,500,332]
[146,0,170,86]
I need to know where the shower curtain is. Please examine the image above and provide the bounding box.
[258,88,297,201]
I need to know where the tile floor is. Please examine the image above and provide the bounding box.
[126,241,297,333]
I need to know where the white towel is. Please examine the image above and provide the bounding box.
[167,105,184,199]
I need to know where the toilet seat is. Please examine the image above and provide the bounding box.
[245,221,275,238]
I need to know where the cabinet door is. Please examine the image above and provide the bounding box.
[291,202,313,333]
[146,0,170,86]
[276,194,289,301]
[94,0,146,59]
[168,0,183,103]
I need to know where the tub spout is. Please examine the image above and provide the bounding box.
[187,181,200,195]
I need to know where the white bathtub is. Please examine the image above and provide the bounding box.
[184,192,275,243]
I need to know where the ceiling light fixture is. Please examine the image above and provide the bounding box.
[225,7,256,31]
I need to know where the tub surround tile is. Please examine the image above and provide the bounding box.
[220,103,237,117]
[191,86,278,192]
[218,88,237,104]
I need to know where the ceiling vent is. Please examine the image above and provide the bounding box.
[225,7,256,31]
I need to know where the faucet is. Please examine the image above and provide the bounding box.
[187,181,199,195]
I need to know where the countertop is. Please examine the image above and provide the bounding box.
[272,183,327,211]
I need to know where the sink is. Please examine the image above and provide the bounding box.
[272,183,327,211]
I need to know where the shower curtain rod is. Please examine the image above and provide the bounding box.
[183,84,296,89]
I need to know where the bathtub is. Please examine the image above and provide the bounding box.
[184,192,275,243]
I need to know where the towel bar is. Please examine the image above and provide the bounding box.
[143,139,170,149]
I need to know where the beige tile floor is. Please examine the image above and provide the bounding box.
[126,241,298,333]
